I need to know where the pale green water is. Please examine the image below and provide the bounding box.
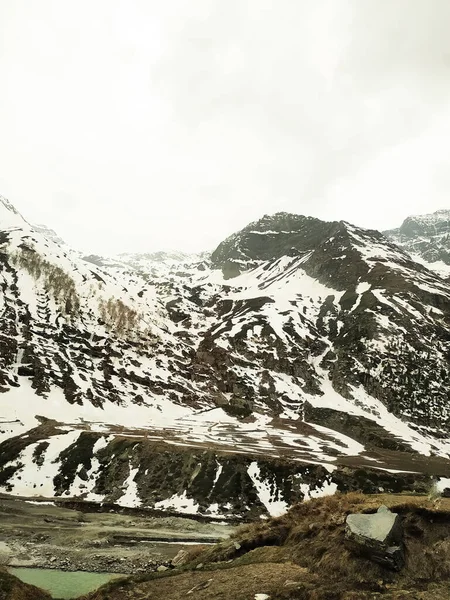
[9,567,127,599]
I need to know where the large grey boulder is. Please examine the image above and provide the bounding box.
[345,506,404,570]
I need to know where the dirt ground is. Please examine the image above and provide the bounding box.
[84,562,311,600]
[0,496,233,574]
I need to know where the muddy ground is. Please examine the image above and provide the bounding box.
[0,496,234,574]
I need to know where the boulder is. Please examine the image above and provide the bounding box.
[171,549,190,567]
[157,565,169,573]
[345,505,404,570]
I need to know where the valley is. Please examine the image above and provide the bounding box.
[0,496,231,574]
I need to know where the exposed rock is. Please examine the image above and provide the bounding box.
[171,549,190,567]
[345,506,404,570]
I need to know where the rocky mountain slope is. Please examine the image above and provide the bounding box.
[385,209,450,278]
[1,198,450,519]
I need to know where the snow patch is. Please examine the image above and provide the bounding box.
[248,462,287,517]
[155,491,199,515]
[117,466,141,508]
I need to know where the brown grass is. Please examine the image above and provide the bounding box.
[80,493,450,600]
[82,563,318,600]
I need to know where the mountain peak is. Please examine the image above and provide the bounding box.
[0,195,29,230]
[211,212,340,269]
[385,208,450,271]
[400,209,450,233]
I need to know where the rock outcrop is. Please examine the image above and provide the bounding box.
[346,505,404,570]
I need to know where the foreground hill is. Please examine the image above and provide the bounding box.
[0,198,450,518]
[81,493,450,600]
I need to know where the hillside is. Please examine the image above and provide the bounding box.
[81,493,450,600]
[1,198,450,519]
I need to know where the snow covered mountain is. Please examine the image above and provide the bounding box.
[118,250,210,271]
[1,198,450,518]
[385,209,450,278]
[82,250,210,281]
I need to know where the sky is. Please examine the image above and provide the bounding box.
[1,0,450,254]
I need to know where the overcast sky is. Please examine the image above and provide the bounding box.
[1,1,450,254]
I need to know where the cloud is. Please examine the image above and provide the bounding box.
[0,0,449,253]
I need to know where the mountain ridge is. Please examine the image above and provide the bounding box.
[1,197,450,518]
[385,208,450,277]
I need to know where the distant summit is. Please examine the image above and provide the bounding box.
[0,195,29,229]
[385,209,450,272]
[0,197,66,249]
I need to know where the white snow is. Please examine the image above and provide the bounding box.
[2,379,193,432]
[248,462,288,517]
[308,480,338,499]
[155,491,199,515]
[411,255,450,278]
[117,465,141,508]
[436,478,450,493]
[212,464,223,488]
[296,474,339,501]
[0,196,29,229]
[0,430,80,497]
[356,282,371,294]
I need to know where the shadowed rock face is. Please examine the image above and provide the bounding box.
[211,213,375,290]
[1,199,450,516]
[211,213,340,266]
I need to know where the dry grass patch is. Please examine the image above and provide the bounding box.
[80,493,450,599]
[81,563,313,600]
[190,493,450,593]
